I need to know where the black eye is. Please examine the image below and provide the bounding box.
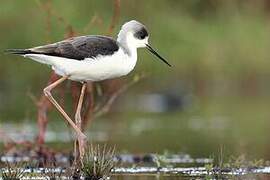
[134,28,148,40]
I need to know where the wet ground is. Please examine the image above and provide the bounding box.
[1,159,270,179]
[1,152,270,179]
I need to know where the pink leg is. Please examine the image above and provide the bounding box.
[43,76,87,158]
[74,82,87,162]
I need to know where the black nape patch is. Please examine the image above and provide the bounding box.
[134,27,148,40]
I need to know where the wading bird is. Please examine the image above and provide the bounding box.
[6,20,171,161]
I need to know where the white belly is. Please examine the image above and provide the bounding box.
[53,58,131,81]
[24,49,137,82]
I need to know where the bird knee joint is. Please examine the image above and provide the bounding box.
[43,88,51,97]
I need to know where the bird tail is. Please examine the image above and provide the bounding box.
[4,49,32,55]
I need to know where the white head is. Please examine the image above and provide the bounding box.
[117,20,149,48]
[117,20,171,67]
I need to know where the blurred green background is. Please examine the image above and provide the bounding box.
[1,0,270,160]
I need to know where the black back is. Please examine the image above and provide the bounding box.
[9,35,120,60]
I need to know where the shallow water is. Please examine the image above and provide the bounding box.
[1,153,270,179]
[2,166,270,179]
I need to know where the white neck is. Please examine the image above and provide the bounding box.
[117,32,138,71]
[117,31,135,52]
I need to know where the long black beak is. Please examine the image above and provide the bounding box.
[146,44,171,67]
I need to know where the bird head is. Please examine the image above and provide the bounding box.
[118,20,171,67]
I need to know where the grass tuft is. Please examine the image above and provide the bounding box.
[81,144,116,180]
[1,161,26,180]
[43,161,64,180]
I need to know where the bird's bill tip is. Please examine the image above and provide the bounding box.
[146,44,172,67]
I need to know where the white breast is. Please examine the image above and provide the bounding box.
[24,48,137,82]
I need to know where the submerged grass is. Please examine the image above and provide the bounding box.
[81,144,116,180]
[224,154,270,169]
[203,147,270,179]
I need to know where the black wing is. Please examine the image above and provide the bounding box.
[6,35,120,60]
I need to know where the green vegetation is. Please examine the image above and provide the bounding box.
[224,154,270,169]
[81,144,116,180]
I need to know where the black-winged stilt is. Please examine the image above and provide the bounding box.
[6,20,171,161]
